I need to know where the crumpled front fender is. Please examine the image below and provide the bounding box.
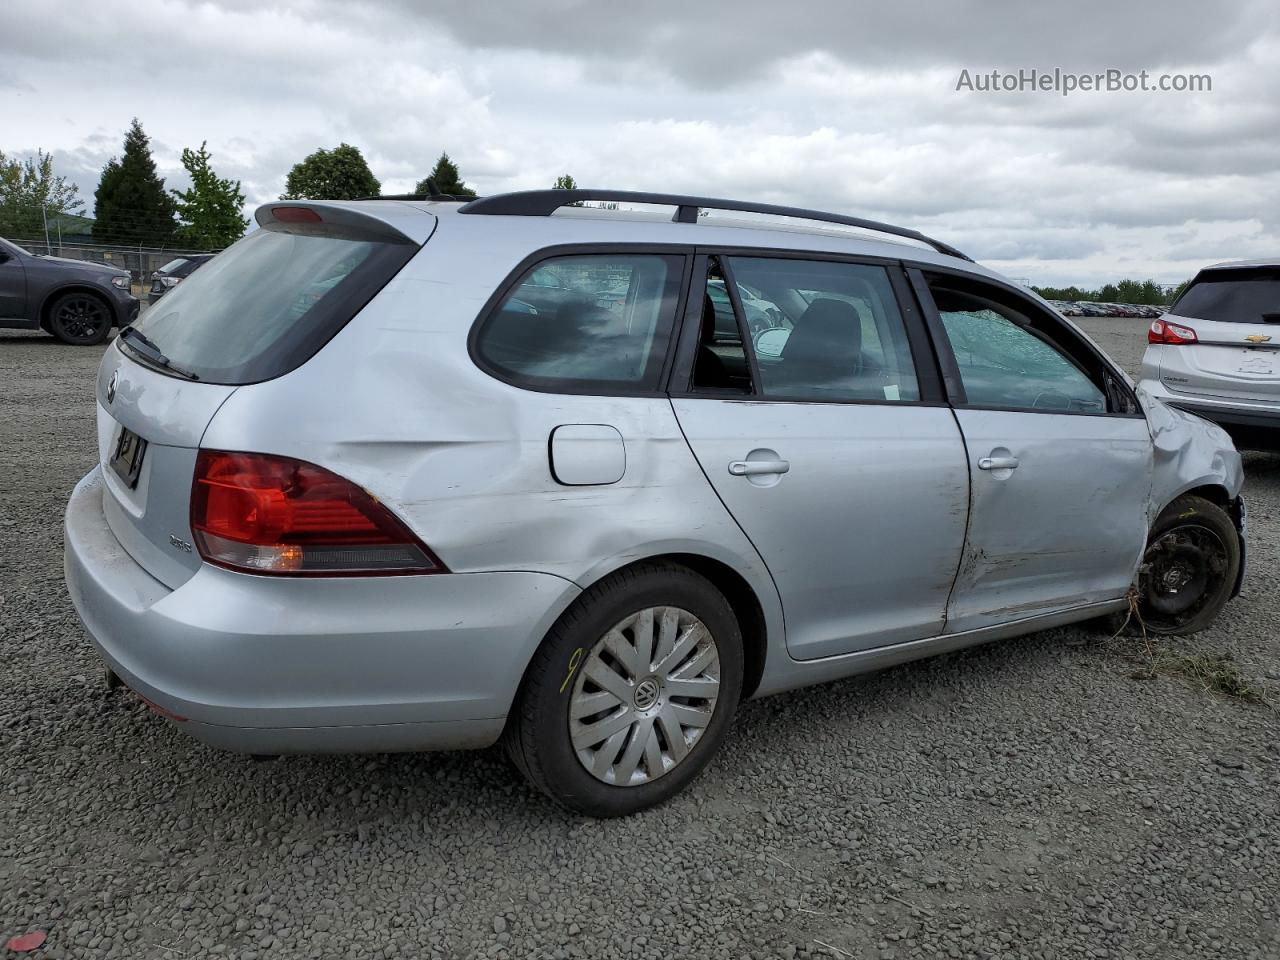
[1139,387,1247,597]
[1140,387,1244,523]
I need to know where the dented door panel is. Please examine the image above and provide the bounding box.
[674,398,970,660]
[945,410,1152,633]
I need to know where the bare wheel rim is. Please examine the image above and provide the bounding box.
[56,297,108,340]
[569,606,720,787]
[1139,522,1229,631]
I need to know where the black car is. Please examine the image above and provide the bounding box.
[148,254,214,304]
[0,238,139,344]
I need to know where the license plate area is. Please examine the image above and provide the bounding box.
[109,426,148,489]
[1234,346,1276,375]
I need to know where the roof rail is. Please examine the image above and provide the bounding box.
[457,189,972,262]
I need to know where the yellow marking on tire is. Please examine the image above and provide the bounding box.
[559,647,584,693]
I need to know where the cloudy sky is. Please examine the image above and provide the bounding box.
[4,0,1277,286]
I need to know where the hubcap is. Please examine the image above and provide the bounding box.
[569,606,720,787]
[1140,524,1228,628]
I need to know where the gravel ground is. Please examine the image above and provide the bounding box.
[1,321,1277,960]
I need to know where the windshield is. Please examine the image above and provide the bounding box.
[1172,268,1280,324]
[124,226,417,384]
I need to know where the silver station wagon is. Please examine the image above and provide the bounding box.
[64,189,1245,817]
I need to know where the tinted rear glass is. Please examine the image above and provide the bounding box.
[1173,268,1280,324]
[126,227,416,384]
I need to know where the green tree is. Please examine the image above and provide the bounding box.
[415,152,476,197]
[93,119,178,246]
[281,143,380,200]
[0,149,84,238]
[553,174,577,190]
[170,142,248,250]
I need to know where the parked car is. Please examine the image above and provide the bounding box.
[148,254,214,304]
[64,190,1245,817]
[1139,259,1280,448]
[0,237,138,344]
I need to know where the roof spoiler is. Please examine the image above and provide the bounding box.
[457,189,972,262]
[256,202,420,245]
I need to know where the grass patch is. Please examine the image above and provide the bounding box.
[1107,593,1268,705]
[1140,652,1265,704]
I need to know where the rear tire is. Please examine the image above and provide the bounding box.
[48,292,112,345]
[1130,495,1240,636]
[505,562,743,817]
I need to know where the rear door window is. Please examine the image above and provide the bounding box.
[475,253,684,392]
[126,224,418,384]
[718,256,921,403]
[1172,268,1280,324]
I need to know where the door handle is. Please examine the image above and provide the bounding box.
[729,459,790,477]
[978,455,1020,471]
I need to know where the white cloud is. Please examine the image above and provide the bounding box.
[2,0,1277,285]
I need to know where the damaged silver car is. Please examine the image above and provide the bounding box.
[63,189,1245,817]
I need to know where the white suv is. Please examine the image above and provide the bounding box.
[1139,260,1280,447]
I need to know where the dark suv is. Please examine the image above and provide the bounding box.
[0,238,139,344]
[148,254,214,304]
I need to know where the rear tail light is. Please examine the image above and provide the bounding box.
[1148,319,1199,345]
[191,450,444,576]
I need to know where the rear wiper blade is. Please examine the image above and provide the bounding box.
[118,326,201,381]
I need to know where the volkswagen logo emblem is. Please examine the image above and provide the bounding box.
[633,678,661,711]
[107,370,119,404]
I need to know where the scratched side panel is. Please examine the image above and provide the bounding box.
[944,409,1153,633]
[202,217,784,654]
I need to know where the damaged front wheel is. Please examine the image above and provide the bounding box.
[1133,494,1240,635]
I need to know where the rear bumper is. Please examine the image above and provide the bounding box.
[1137,377,1280,445]
[63,467,580,754]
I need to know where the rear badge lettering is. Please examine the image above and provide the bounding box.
[169,535,193,553]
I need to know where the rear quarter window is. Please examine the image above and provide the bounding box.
[474,253,685,393]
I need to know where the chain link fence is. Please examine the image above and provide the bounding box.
[10,239,218,293]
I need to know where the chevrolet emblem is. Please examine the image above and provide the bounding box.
[1245,335,1272,343]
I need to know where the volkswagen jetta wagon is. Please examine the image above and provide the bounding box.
[64,189,1245,816]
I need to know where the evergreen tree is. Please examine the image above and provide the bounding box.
[415,152,476,197]
[171,142,248,250]
[0,149,84,237]
[553,174,577,190]
[281,143,380,200]
[93,119,177,246]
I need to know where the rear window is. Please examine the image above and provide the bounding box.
[474,253,684,392]
[1172,268,1280,325]
[155,258,190,275]
[125,226,416,384]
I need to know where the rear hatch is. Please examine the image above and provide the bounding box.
[1158,266,1280,403]
[96,200,432,588]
